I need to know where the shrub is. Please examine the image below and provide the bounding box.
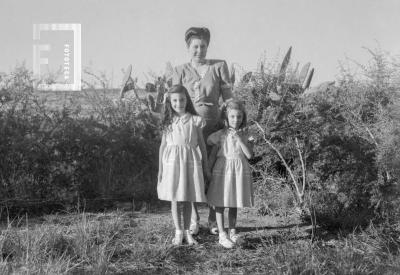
[237,47,400,229]
[0,64,160,215]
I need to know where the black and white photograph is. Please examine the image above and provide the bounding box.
[0,0,399,273]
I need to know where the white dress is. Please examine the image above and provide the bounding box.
[157,113,207,202]
[206,128,253,208]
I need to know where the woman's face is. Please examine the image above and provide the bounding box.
[188,38,208,63]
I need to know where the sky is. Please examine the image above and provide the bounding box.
[0,0,399,88]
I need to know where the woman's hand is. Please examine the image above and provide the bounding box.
[206,167,212,182]
[203,165,212,182]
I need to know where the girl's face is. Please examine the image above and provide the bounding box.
[227,108,243,130]
[170,93,187,116]
[188,38,208,63]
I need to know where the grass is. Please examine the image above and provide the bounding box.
[0,205,399,274]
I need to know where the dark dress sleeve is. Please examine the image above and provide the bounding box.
[218,61,233,101]
[207,130,222,146]
[172,66,183,85]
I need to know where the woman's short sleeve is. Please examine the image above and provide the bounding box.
[218,61,233,101]
[172,66,182,85]
[207,130,222,146]
[193,115,206,129]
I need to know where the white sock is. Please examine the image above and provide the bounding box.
[176,229,183,235]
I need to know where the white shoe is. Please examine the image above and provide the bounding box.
[229,229,241,243]
[189,220,200,235]
[219,232,235,249]
[208,221,218,235]
[184,230,198,246]
[172,230,183,246]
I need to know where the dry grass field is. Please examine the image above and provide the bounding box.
[1,205,399,274]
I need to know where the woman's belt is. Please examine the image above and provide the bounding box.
[195,102,214,107]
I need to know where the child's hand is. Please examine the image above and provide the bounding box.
[238,127,249,136]
[231,129,254,159]
[231,131,245,144]
[157,170,162,184]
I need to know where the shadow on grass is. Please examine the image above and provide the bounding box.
[243,232,311,250]
[237,222,310,233]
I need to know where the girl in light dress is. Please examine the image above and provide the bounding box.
[157,84,211,245]
[207,100,254,248]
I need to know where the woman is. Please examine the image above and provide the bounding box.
[172,27,233,235]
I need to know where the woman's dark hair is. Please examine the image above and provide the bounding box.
[160,85,197,131]
[185,27,210,46]
[220,100,247,129]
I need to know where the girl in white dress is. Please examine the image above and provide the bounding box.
[207,100,253,248]
[157,85,211,245]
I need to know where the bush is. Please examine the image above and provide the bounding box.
[237,47,400,229]
[305,47,400,228]
[0,64,160,215]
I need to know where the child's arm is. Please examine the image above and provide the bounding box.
[197,127,211,181]
[158,133,166,184]
[234,132,254,159]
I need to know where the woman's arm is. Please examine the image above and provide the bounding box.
[197,126,211,181]
[158,133,166,183]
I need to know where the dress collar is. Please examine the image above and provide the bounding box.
[227,127,237,134]
[187,60,210,79]
[173,113,191,125]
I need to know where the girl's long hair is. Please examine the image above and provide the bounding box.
[160,85,197,131]
[220,99,247,130]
